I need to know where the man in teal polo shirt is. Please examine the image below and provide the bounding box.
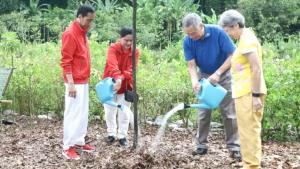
[182,13,241,160]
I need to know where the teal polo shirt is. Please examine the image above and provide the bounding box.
[183,24,235,74]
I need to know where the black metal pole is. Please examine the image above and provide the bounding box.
[132,0,138,149]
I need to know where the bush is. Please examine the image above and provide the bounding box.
[0,8,72,43]
[238,0,300,43]
[0,36,63,115]
[0,0,200,49]
[0,0,20,14]
[262,34,300,141]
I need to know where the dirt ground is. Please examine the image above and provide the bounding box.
[0,116,299,169]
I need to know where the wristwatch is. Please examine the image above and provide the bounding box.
[252,93,261,97]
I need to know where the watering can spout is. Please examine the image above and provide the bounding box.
[183,103,191,109]
[187,103,211,109]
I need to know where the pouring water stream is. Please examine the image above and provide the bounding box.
[150,103,185,153]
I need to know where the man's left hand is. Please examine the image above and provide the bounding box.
[208,72,220,84]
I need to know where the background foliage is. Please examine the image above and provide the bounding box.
[2,0,299,47]
[238,0,300,43]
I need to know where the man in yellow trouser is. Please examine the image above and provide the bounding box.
[218,10,267,169]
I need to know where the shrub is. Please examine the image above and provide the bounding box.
[238,0,300,43]
[0,0,20,14]
[262,35,300,141]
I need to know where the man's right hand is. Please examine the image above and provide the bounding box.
[192,80,201,93]
[68,83,76,98]
[66,74,76,98]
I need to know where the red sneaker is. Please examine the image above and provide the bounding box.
[75,144,95,153]
[62,147,80,160]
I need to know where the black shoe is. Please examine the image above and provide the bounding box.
[106,136,115,144]
[230,151,242,161]
[192,148,208,156]
[119,138,128,147]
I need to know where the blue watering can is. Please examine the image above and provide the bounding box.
[95,77,123,109]
[184,78,227,109]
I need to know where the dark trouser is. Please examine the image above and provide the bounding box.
[196,71,240,151]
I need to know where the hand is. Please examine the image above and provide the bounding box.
[252,97,263,111]
[208,72,220,85]
[192,80,201,93]
[113,79,122,91]
[68,83,76,98]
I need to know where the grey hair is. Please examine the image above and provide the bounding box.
[182,13,203,29]
[218,9,245,28]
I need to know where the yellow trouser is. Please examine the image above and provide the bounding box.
[235,93,266,169]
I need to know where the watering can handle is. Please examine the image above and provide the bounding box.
[201,78,219,87]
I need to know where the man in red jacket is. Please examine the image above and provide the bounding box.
[60,5,96,160]
[102,27,139,147]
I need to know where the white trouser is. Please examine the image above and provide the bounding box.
[104,94,132,139]
[63,83,89,150]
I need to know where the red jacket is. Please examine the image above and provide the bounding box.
[60,21,91,84]
[102,42,139,94]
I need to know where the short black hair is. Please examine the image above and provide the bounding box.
[76,4,95,17]
[120,27,133,37]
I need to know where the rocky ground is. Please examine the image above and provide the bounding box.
[0,116,299,169]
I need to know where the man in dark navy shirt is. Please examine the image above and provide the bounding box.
[182,13,241,160]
